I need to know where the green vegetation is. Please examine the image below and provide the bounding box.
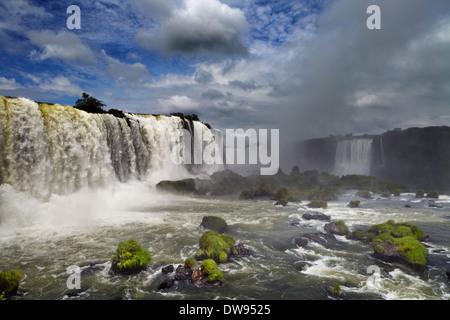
[307,200,328,209]
[369,220,427,266]
[74,92,106,114]
[348,200,360,208]
[380,191,391,198]
[200,259,224,283]
[184,257,197,270]
[196,231,236,263]
[0,270,22,297]
[333,284,341,296]
[348,230,366,241]
[111,239,151,272]
[426,190,439,199]
[336,220,349,235]
[415,190,425,198]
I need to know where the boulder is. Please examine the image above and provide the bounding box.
[200,216,228,233]
[231,242,250,258]
[195,231,235,263]
[157,278,174,290]
[293,237,308,247]
[162,265,174,274]
[369,220,428,268]
[109,239,151,276]
[302,212,331,221]
[301,232,337,249]
[324,220,349,236]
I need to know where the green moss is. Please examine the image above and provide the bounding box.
[348,200,360,208]
[415,190,425,198]
[370,221,428,266]
[0,270,22,296]
[196,231,236,263]
[307,200,328,209]
[426,190,439,199]
[184,257,197,270]
[275,196,288,206]
[200,259,224,283]
[337,220,349,235]
[350,230,366,240]
[333,285,341,296]
[111,239,151,271]
[395,236,427,265]
[380,191,391,198]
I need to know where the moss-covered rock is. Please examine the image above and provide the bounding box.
[324,220,349,236]
[426,190,439,199]
[415,190,425,198]
[348,200,360,208]
[184,257,197,270]
[200,216,228,233]
[369,220,427,268]
[307,200,328,209]
[155,179,196,194]
[200,259,224,283]
[0,270,22,298]
[380,191,391,198]
[195,231,235,263]
[110,239,151,275]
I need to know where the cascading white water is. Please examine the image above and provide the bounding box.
[0,96,221,199]
[333,138,373,176]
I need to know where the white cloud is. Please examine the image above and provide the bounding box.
[38,76,83,96]
[157,95,200,113]
[101,50,150,83]
[27,30,96,64]
[0,77,22,90]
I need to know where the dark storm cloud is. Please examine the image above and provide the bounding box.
[135,0,249,57]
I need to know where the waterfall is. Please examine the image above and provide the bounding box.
[0,96,221,199]
[333,138,373,176]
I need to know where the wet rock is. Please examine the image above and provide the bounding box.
[174,265,193,281]
[162,265,174,274]
[446,271,450,281]
[293,237,308,247]
[302,212,331,221]
[200,216,228,233]
[302,232,337,249]
[80,262,105,277]
[157,278,174,290]
[324,221,349,236]
[231,243,250,258]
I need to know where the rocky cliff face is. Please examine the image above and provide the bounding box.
[297,126,450,193]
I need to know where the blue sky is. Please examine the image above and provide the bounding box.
[1,0,449,142]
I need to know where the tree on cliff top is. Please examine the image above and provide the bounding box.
[74,93,106,114]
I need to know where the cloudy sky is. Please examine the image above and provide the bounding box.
[1,0,449,149]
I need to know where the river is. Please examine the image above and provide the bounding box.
[1,182,449,300]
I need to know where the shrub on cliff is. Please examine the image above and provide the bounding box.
[74,93,106,114]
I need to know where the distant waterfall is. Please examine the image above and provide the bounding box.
[0,96,221,199]
[333,138,373,176]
